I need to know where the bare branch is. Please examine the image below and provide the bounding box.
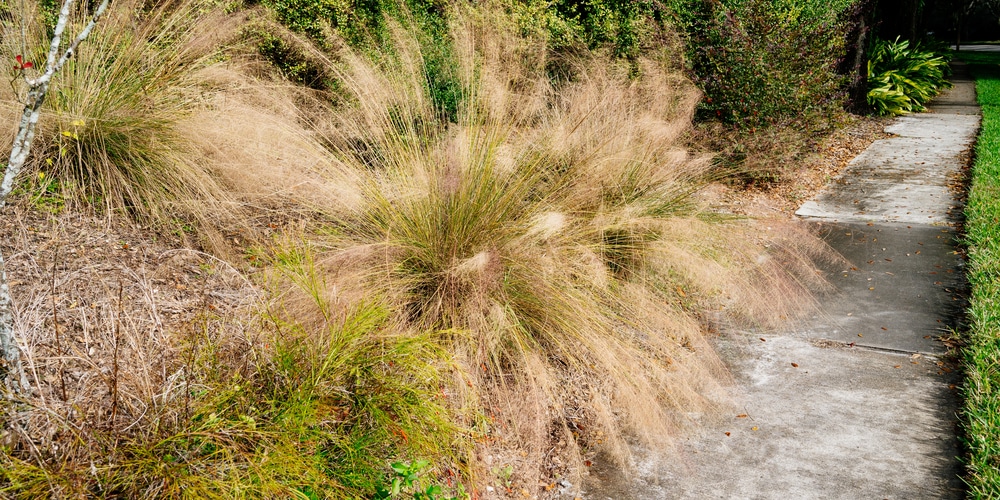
[28,0,112,88]
[0,0,113,394]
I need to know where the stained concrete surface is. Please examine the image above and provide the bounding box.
[581,63,978,499]
[804,221,966,355]
[585,335,963,500]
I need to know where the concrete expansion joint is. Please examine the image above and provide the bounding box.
[810,336,945,360]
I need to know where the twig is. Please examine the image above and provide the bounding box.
[50,243,67,402]
[110,280,121,431]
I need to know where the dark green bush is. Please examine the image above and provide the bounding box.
[254,0,673,120]
[544,0,656,58]
[666,0,855,127]
[253,28,331,89]
[255,0,462,121]
[253,0,862,128]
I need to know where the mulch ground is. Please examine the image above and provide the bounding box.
[718,116,893,217]
[0,201,257,425]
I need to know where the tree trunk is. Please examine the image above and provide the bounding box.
[843,0,876,114]
[875,0,925,40]
[0,251,28,393]
[909,0,922,40]
[957,8,963,51]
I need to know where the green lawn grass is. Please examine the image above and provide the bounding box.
[955,49,1000,497]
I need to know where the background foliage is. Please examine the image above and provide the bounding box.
[251,0,864,129]
[665,0,856,127]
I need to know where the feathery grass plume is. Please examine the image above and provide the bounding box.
[272,3,832,488]
[175,63,364,218]
[0,0,230,225]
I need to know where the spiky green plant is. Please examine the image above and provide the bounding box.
[867,37,951,115]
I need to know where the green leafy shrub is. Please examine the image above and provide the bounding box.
[867,37,951,115]
[666,0,854,127]
[253,0,676,121]
[524,0,657,58]
[375,459,464,499]
[254,0,462,121]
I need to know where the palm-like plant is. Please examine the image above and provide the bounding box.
[867,37,951,115]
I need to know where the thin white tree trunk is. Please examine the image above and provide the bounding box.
[0,0,110,394]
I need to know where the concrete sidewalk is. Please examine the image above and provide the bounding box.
[582,64,978,498]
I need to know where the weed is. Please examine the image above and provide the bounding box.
[375,459,465,500]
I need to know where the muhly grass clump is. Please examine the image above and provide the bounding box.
[276,8,832,486]
[0,0,347,251]
[0,0,232,225]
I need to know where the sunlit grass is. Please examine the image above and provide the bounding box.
[956,49,1000,497]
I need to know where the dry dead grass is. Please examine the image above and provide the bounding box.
[0,201,264,497]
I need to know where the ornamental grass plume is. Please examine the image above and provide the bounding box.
[0,0,348,252]
[271,4,831,485]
